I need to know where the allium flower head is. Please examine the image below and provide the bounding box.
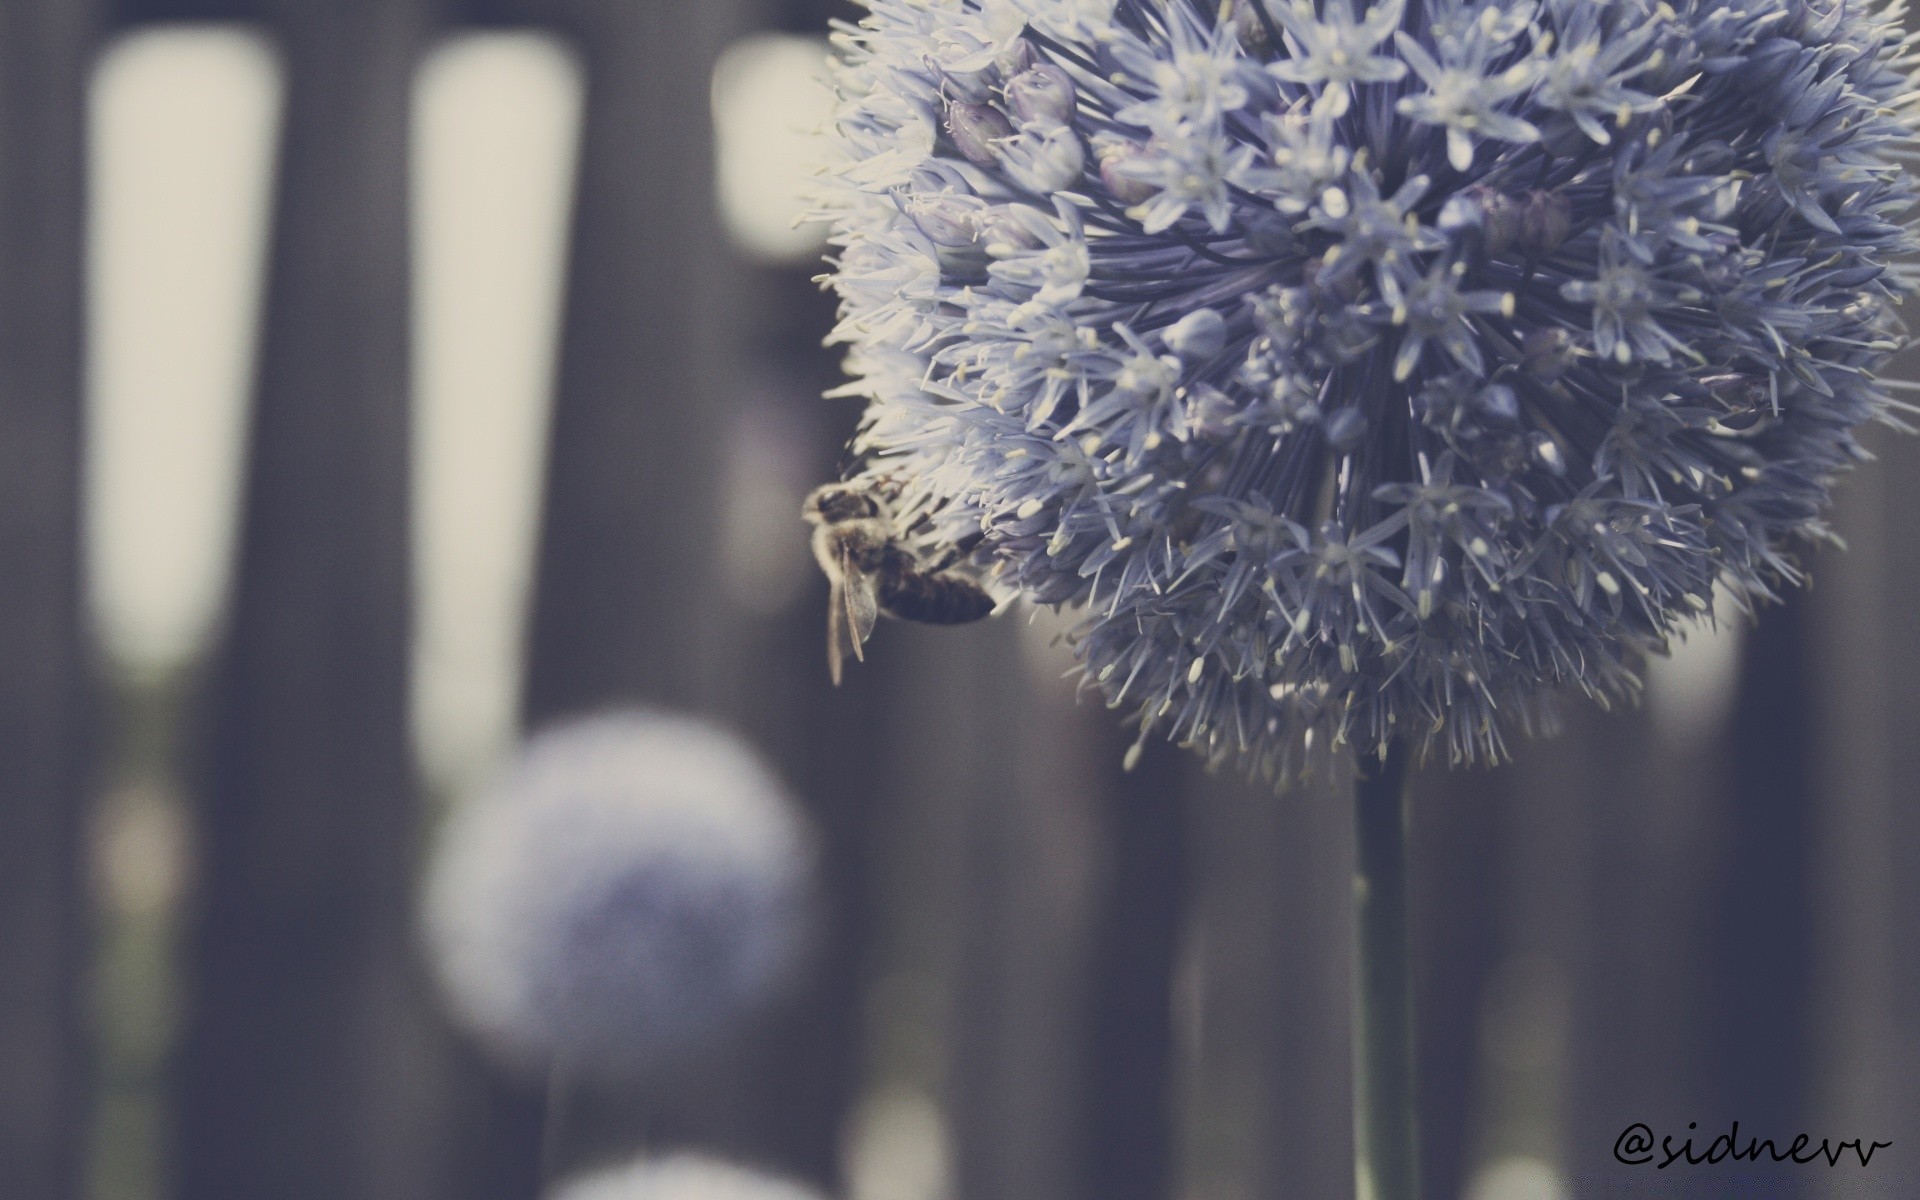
[818,0,1920,770]
[422,710,815,1082]
[547,1155,825,1200]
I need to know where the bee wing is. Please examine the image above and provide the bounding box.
[826,547,880,686]
[840,547,879,652]
[826,572,848,687]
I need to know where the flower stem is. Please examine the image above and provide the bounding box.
[1354,741,1418,1200]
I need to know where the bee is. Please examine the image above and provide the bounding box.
[802,478,996,684]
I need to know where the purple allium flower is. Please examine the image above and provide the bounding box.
[817,0,1920,771]
[422,710,815,1082]
[547,1155,826,1200]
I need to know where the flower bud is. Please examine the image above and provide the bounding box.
[1324,407,1369,452]
[1230,0,1273,54]
[903,192,981,248]
[1440,185,1521,256]
[1185,384,1239,442]
[927,31,1001,103]
[946,101,1014,167]
[1166,308,1229,361]
[976,204,1048,253]
[1517,189,1573,258]
[908,159,974,196]
[1520,327,1577,381]
[1006,64,1077,126]
[1241,209,1297,256]
[1097,141,1159,204]
[996,35,1036,77]
[1000,124,1086,192]
[1442,186,1570,259]
[1478,383,1521,424]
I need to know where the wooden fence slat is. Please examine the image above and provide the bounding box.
[1547,700,1715,1187]
[1073,733,1187,1200]
[519,0,755,726]
[1456,707,1618,1190]
[1809,424,1920,1191]
[949,631,1096,1200]
[1410,764,1501,1200]
[172,4,437,1198]
[1704,598,1816,1196]
[0,1,96,1196]
[458,0,782,1190]
[715,273,886,1191]
[1178,766,1352,1200]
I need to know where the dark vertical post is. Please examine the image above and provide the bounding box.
[1267,770,1358,1200]
[719,269,883,1191]
[1507,706,1616,1188]
[1806,422,1920,1155]
[1181,765,1352,1200]
[1076,733,1187,1200]
[173,3,436,1198]
[1702,599,1814,1197]
[520,0,756,724]
[457,0,761,1189]
[742,0,882,1181]
[1538,698,1704,1189]
[1410,763,1501,1200]
[948,629,1095,1200]
[721,0,901,1189]
[0,1,95,1196]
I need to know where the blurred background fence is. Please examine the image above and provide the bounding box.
[2,0,1916,1198]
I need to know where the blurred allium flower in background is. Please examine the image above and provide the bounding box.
[422,710,815,1082]
[546,1154,826,1200]
[818,0,1920,772]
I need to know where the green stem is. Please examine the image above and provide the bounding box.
[1354,742,1418,1200]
